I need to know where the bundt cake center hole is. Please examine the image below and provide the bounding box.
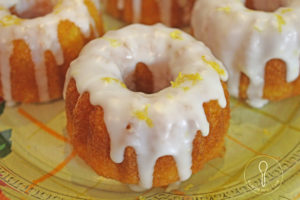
[124,62,172,94]
[245,0,287,12]
[10,0,58,19]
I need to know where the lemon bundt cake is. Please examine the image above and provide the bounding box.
[192,0,300,107]
[64,24,230,190]
[0,0,104,104]
[102,0,195,27]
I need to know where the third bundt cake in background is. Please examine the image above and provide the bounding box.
[101,0,195,27]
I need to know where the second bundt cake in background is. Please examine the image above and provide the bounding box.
[0,0,104,104]
[191,0,300,107]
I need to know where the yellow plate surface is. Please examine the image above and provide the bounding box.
[0,15,300,200]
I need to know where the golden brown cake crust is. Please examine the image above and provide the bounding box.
[104,0,195,27]
[10,40,39,102]
[239,59,300,102]
[65,77,230,187]
[0,0,104,103]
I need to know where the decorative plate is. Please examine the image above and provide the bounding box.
[0,15,299,200]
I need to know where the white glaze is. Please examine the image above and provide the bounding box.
[65,24,228,189]
[0,0,101,103]
[0,0,18,9]
[156,0,172,26]
[117,0,125,10]
[177,0,191,25]
[192,0,300,108]
[103,0,191,26]
[132,0,142,22]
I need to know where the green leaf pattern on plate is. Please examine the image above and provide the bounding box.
[0,129,12,158]
[0,98,5,116]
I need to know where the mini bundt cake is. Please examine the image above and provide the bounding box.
[192,0,300,107]
[0,0,104,104]
[102,0,195,27]
[64,24,230,190]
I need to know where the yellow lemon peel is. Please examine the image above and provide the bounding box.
[254,25,263,32]
[101,77,127,88]
[0,15,22,27]
[275,14,286,33]
[281,8,293,14]
[217,6,231,14]
[170,30,183,40]
[171,72,203,91]
[133,104,154,128]
[54,0,63,14]
[182,87,190,91]
[202,56,225,75]
[167,94,174,99]
[103,38,122,47]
